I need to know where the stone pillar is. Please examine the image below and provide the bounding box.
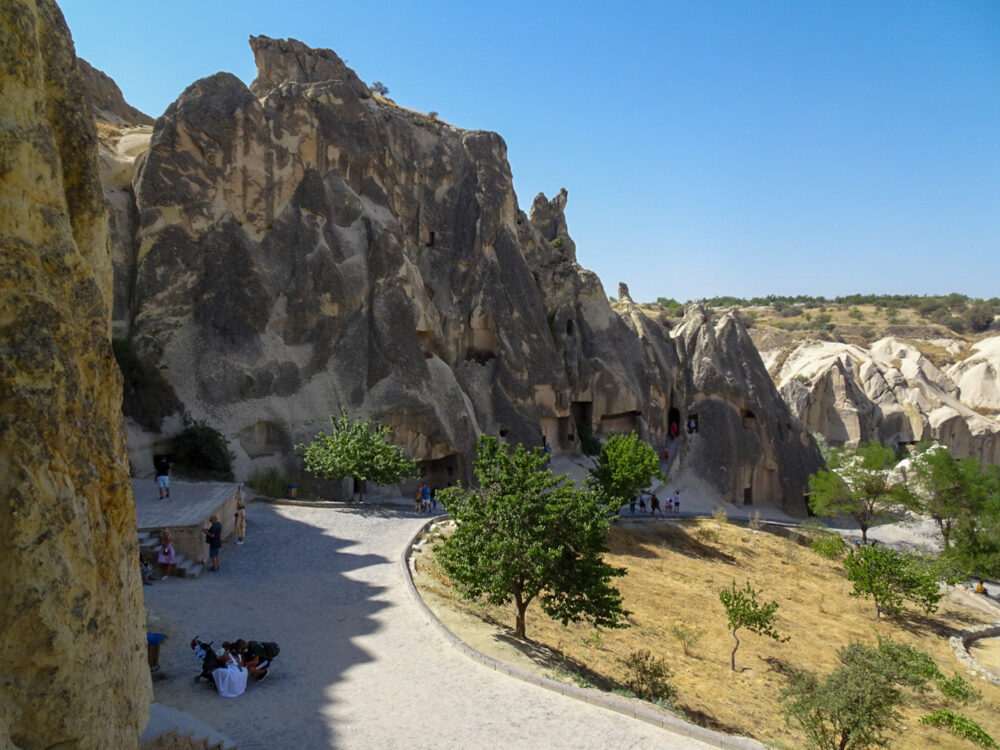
[0,1,152,747]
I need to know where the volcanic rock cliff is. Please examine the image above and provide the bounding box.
[110,36,820,512]
[0,1,150,746]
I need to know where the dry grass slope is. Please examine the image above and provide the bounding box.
[416,519,1000,749]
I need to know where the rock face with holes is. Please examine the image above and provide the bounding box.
[109,35,819,512]
[772,337,1000,464]
[0,1,150,746]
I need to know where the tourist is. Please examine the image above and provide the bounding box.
[203,515,223,571]
[421,482,431,512]
[673,490,680,514]
[687,418,696,435]
[638,493,647,513]
[670,422,678,440]
[629,495,636,514]
[665,495,673,514]
[212,645,248,698]
[139,554,154,585]
[651,493,663,517]
[234,500,246,545]
[155,455,171,499]
[663,448,670,461]
[157,531,176,580]
[235,638,279,681]
[412,485,422,513]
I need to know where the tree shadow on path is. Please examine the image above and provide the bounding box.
[144,503,392,749]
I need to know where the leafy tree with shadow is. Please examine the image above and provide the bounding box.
[842,544,943,619]
[808,442,905,544]
[587,431,664,511]
[719,580,788,671]
[298,412,416,503]
[780,637,939,750]
[437,435,629,639]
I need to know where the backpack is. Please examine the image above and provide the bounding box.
[261,641,280,660]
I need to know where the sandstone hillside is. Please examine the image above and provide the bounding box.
[746,303,1000,462]
[102,36,821,512]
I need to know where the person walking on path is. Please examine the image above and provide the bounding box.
[157,530,176,580]
[650,493,663,517]
[629,495,636,514]
[234,500,246,545]
[204,515,223,571]
[420,482,431,513]
[155,455,171,499]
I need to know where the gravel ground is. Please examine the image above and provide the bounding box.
[144,502,712,749]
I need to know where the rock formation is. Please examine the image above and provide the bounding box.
[0,1,151,747]
[107,35,819,513]
[772,337,1000,464]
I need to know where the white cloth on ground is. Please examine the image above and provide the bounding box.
[212,654,248,698]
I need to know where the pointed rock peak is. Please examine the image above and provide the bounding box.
[77,58,154,125]
[247,35,369,98]
[529,188,569,239]
[617,282,634,304]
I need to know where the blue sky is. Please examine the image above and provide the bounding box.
[62,1,999,303]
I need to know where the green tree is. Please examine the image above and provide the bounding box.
[370,81,388,96]
[298,412,416,502]
[843,545,943,619]
[946,475,1000,578]
[781,637,938,750]
[437,436,628,639]
[906,444,989,549]
[718,580,788,671]
[808,442,903,544]
[588,432,664,511]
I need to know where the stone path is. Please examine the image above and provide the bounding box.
[144,503,714,749]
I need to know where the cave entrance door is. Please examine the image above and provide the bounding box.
[668,407,680,437]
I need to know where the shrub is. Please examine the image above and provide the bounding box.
[964,302,996,333]
[937,672,982,703]
[668,623,705,657]
[173,413,235,479]
[249,468,288,498]
[811,532,848,560]
[695,527,719,543]
[619,649,676,702]
[920,710,998,748]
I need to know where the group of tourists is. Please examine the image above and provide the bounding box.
[192,637,280,698]
[143,467,248,584]
[629,489,681,517]
[412,482,438,513]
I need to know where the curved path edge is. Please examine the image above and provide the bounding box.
[399,516,764,750]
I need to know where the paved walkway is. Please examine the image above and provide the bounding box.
[144,503,714,749]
